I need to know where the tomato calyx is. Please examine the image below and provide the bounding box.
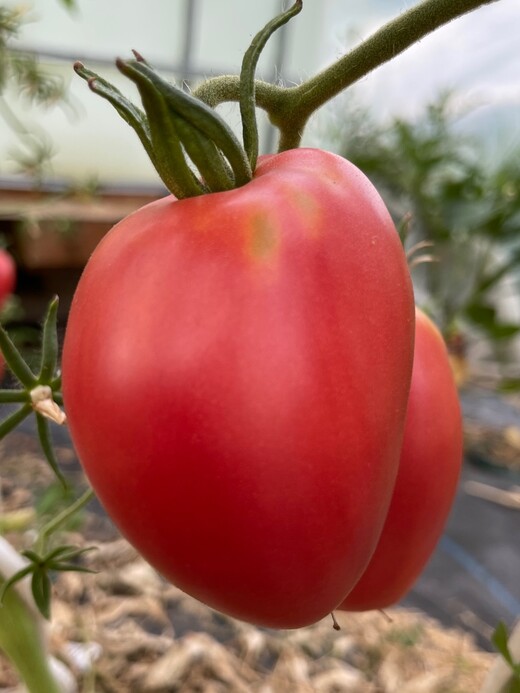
[73,2,302,199]
[74,57,252,199]
[0,297,68,487]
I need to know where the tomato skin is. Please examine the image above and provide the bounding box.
[340,307,463,611]
[62,148,414,628]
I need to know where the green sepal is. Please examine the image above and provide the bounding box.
[0,324,36,389]
[116,58,206,198]
[239,0,302,170]
[75,54,253,198]
[29,570,52,621]
[125,58,252,188]
[170,114,235,193]
[73,61,156,168]
[44,545,98,573]
[0,544,98,620]
[37,296,59,384]
[0,566,34,606]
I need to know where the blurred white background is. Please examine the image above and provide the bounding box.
[1,0,519,186]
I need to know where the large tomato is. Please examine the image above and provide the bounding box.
[340,307,463,611]
[62,148,414,628]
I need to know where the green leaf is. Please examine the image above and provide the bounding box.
[30,569,52,620]
[488,324,520,341]
[499,378,520,393]
[492,622,520,680]
[0,566,34,605]
[493,622,515,667]
[475,250,520,295]
[465,301,496,325]
[464,302,520,341]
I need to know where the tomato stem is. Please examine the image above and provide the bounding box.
[194,0,498,151]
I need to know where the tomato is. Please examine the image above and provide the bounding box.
[0,249,15,308]
[339,307,463,611]
[62,148,414,628]
[0,249,16,380]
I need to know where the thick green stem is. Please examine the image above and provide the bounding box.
[194,0,498,151]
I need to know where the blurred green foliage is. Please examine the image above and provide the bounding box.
[0,1,75,181]
[330,92,520,385]
[492,622,520,691]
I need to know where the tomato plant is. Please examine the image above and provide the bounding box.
[0,1,504,690]
[62,148,415,628]
[340,307,463,611]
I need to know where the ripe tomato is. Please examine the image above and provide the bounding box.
[62,148,414,628]
[0,249,15,308]
[0,249,16,380]
[340,307,463,611]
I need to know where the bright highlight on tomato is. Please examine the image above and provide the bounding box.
[62,148,415,628]
[340,307,463,611]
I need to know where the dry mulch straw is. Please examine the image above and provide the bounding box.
[0,536,493,692]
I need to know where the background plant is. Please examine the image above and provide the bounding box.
[0,0,75,182]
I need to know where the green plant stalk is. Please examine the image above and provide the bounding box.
[0,538,62,693]
[36,487,94,554]
[194,0,498,151]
